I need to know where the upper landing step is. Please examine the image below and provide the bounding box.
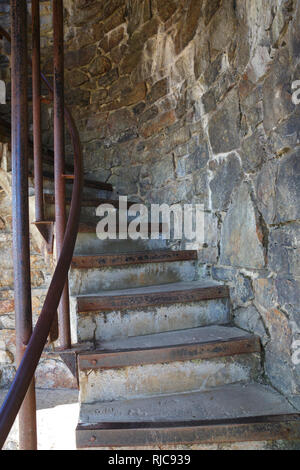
[72,250,197,269]
[76,280,229,313]
[76,382,300,448]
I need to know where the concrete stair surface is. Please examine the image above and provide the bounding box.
[40,181,300,450]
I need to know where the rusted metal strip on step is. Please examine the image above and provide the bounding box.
[72,250,198,269]
[77,285,229,313]
[76,414,300,448]
[78,335,261,371]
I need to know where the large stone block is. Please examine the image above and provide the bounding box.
[263,52,294,133]
[275,149,300,223]
[233,305,268,346]
[240,126,268,172]
[220,182,265,269]
[64,45,96,70]
[175,0,202,54]
[254,160,277,225]
[208,89,241,154]
[209,153,243,211]
[269,223,300,277]
[157,0,177,22]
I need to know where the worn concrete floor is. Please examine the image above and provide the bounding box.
[0,388,79,450]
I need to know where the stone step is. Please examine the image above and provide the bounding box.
[72,250,197,269]
[76,383,299,448]
[72,281,230,344]
[44,194,139,220]
[69,257,197,295]
[74,231,169,256]
[78,326,261,404]
[77,280,229,313]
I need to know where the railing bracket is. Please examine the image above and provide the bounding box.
[33,221,54,254]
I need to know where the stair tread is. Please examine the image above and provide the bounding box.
[93,325,257,351]
[44,194,135,208]
[77,280,225,300]
[72,250,197,268]
[78,325,261,370]
[76,280,229,313]
[78,382,297,425]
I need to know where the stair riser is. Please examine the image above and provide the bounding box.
[74,233,168,255]
[79,354,261,404]
[77,441,300,451]
[69,261,197,295]
[71,299,230,344]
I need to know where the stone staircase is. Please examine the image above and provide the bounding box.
[41,176,299,450]
[2,140,299,449]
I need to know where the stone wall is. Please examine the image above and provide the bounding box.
[0,0,300,403]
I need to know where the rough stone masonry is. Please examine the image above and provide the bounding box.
[0,0,300,406]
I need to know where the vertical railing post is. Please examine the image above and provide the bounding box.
[32,0,44,222]
[10,0,37,450]
[53,0,71,350]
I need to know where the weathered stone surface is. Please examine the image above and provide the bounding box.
[103,0,125,20]
[275,149,300,223]
[203,0,222,26]
[254,161,277,225]
[89,55,112,76]
[203,53,223,87]
[246,46,272,83]
[208,90,241,154]
[234,305,268,345]
[65,88,90,107]
[104,6,126,33]
[263,54,294,133]
[147,78,169,104]
[66,70,89,88]
[193,170,209,205]
[253,277,278,313]
[208,2,237,57]
[276,278,300,324]
[240,126,267,172]
[175,0,202,54]
[128,17,160,52]
[0,300,14,315]
[269,223,300,277]
[118,81,147,107]
[107,108,137,138]
[120,48,143,75]
[98,68,119,87]
[220,182,265,269]
[202,90,216,114]
[230,273,254,308]
[264,308,295,395]
[157,0,177,22]
[209,153,243,211]
[184,143,209,175]
[36,359,77,389]
[141,110,176,138]
[64,45,96,70]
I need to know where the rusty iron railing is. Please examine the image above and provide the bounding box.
[0,0,83,450]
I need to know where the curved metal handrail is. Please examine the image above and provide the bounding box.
[0,26,83,448]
